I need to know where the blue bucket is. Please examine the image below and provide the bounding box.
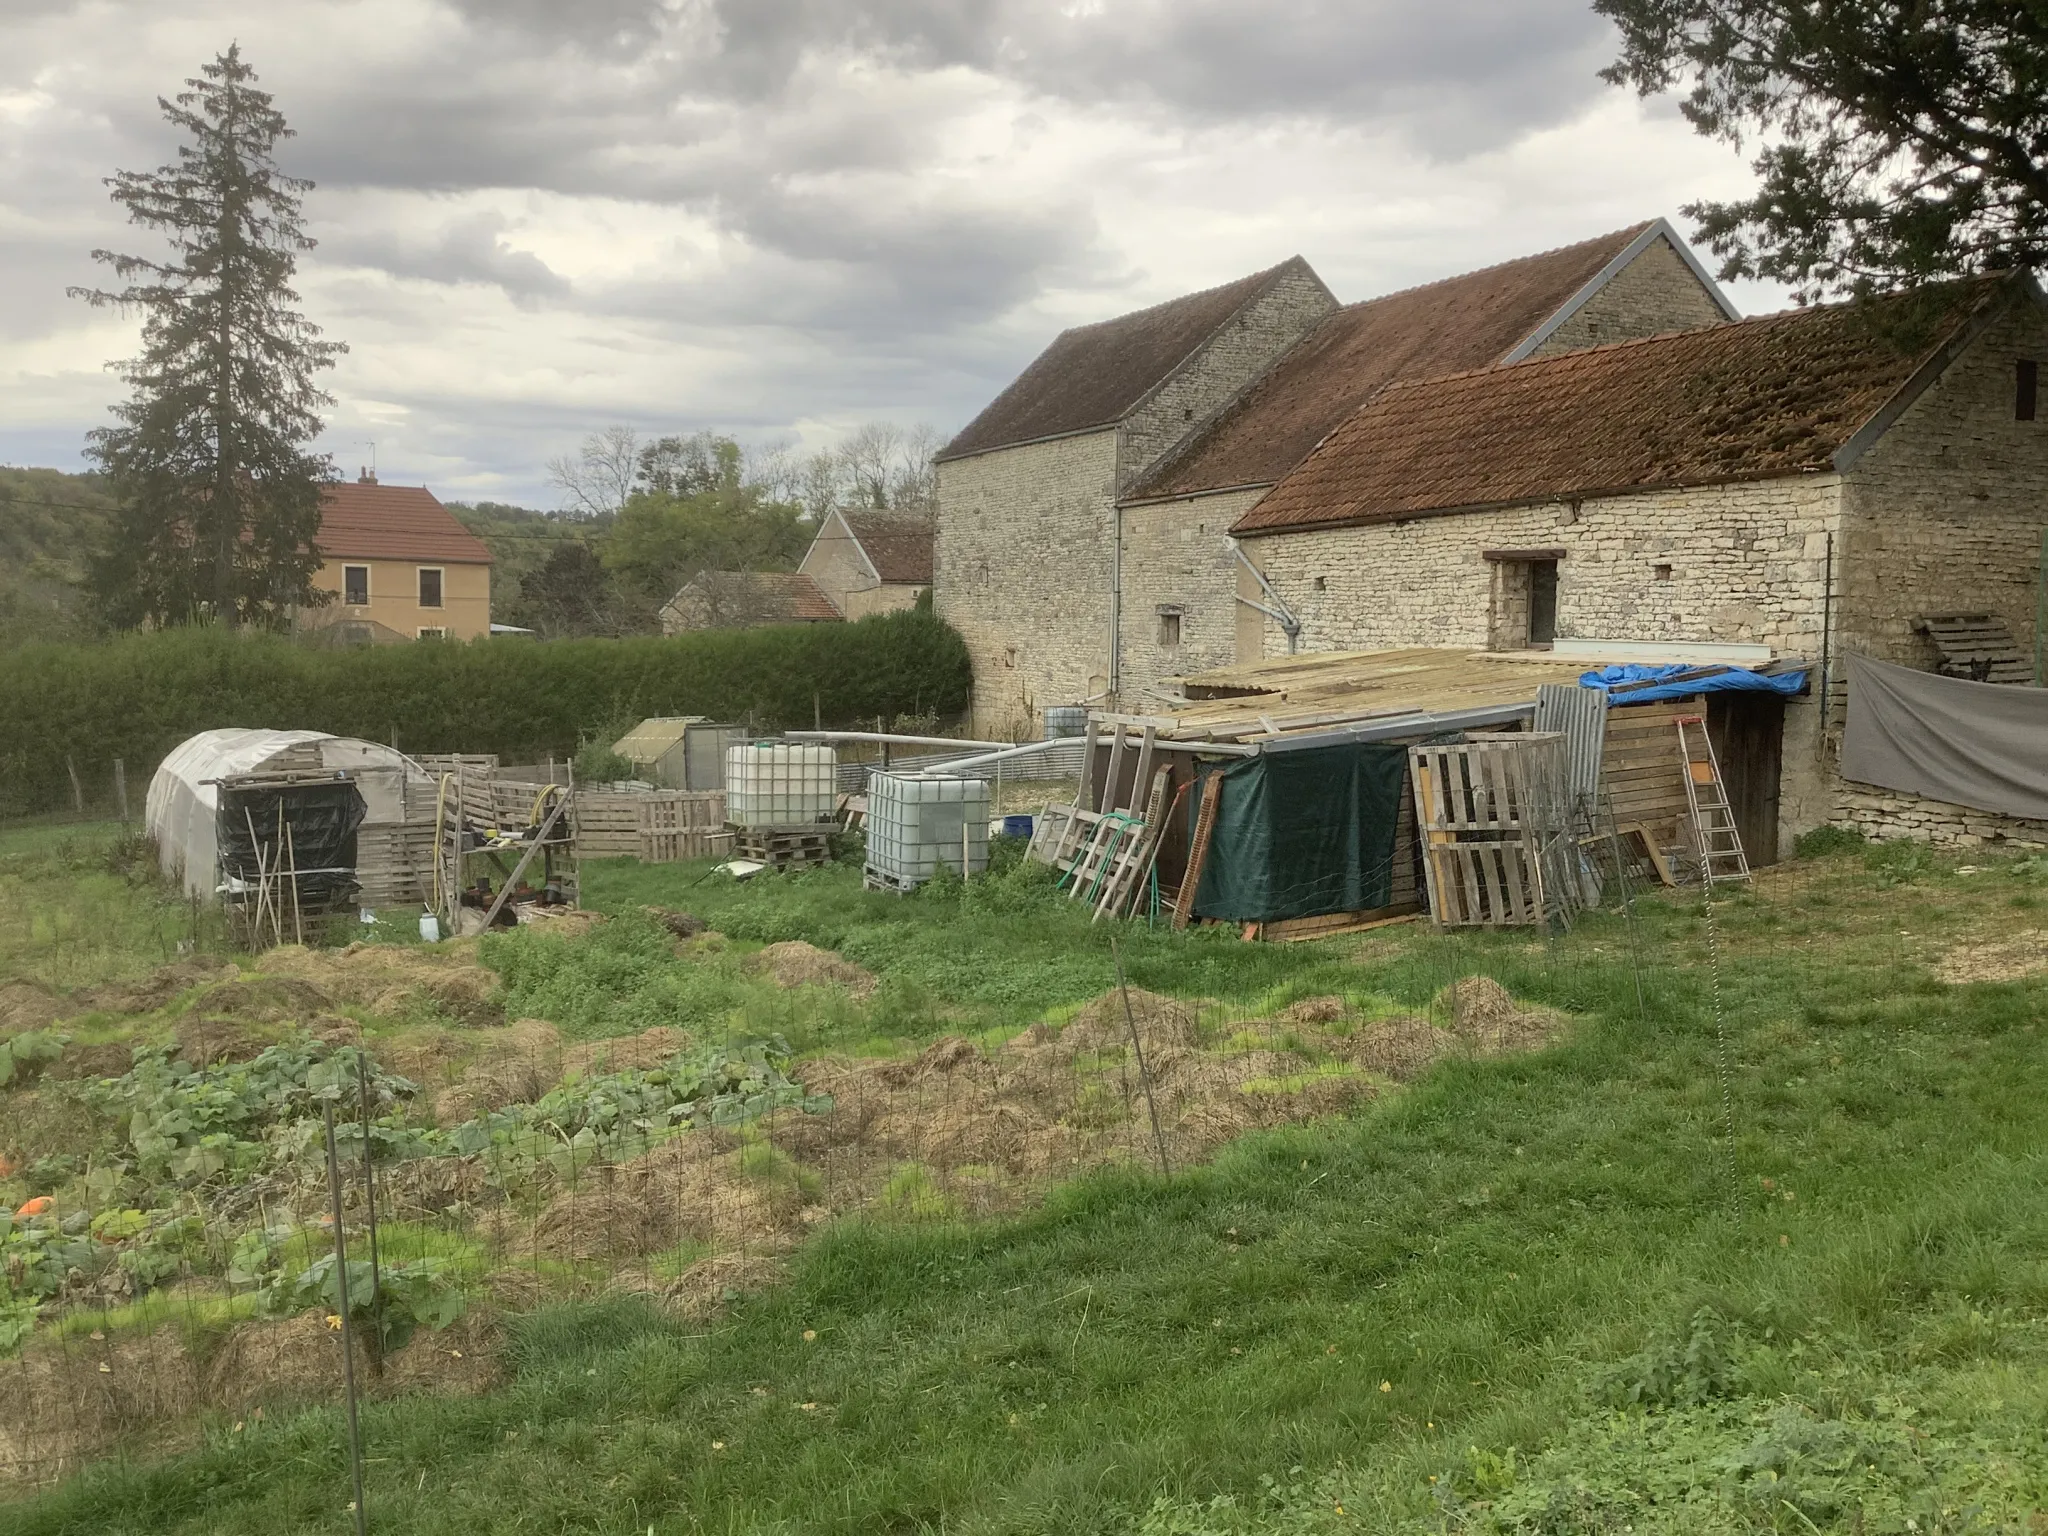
[1001,814,1034,839]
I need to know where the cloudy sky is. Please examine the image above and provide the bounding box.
[0,0,1787,508]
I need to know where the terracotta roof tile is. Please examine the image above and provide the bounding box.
[938,258,1320,460]
[1134,225,1656,500]
[687,571,842,622]
[840,512,934,584]
[317,482,493,564]
[1233,277,2012,537]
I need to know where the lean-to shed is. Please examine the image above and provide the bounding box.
[611,717,741,791]
[146,729,439,906]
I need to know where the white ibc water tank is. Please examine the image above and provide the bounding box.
[725,742,838,827]
[1043,705,1088,740]
[865,772,991,889]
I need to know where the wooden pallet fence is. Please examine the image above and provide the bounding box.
[639,792,731,862]
[1410,732,1583,929]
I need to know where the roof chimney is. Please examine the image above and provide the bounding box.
[358,467,378,485]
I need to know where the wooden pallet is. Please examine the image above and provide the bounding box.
[732,823,833,869]
[1917,613,2032,685]
[1410,734,1583,929]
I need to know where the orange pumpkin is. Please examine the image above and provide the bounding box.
[15,1196,54,1218]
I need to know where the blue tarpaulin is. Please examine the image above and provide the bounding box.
[1578,664,1808,705]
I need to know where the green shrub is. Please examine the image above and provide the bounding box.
[0,607,972,814]
[1792,824,1866,859]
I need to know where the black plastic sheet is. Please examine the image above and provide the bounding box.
[217,780,367,907]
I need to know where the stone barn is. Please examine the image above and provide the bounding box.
[1226,271,2048,857]
[936,218,1737,734]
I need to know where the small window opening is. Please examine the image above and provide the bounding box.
[2019,359,2039,421]
[1312,575,1327,591]
[1003,646,1017,670]
[1653,563,1673,582]
[1157,609,1182,647]
[1182,405,1194,421]
[343,565,369,605]
[418,567,444,608]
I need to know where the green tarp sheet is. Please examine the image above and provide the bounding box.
[1192,742,1409,922]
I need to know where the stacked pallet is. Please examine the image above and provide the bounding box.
[1598,701,1696,861]
[731,822,832,869]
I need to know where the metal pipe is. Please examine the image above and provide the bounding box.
[786,731,1011,751]
[1819,530,1835,735]
[322,1102,369,1536]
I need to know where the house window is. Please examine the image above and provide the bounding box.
[2019,359,2039,422]
[1157,607,1183,647]
[417,626,447,640]
[343,565,369,606]
[418,567,444,608]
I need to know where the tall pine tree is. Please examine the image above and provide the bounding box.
[73,45,344,628]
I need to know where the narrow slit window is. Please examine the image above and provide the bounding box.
[418,567,444,608]
[2019,359,2039,421]
[343,565,369,605]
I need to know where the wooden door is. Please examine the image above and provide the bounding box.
[1705,693,1784,867]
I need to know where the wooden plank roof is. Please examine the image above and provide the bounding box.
[1136,647,1595,742]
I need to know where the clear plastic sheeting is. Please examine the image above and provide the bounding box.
[146,730,436,902]
[147,729,333,899]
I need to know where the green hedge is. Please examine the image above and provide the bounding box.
[0,609,971,816]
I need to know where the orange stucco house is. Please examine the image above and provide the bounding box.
[301,475,493,642]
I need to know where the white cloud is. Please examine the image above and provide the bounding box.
[0,0,1786,503]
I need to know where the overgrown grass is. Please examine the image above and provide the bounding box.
[0,820,223,991]
[7,839,2048,1532]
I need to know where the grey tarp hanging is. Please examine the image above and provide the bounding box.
[1842,652,2048,821]
[1191,742,1408,922]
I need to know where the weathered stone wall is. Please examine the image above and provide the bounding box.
[1118,268,1336,489]
[843,583,924,621]
[1835,295,2048,673]
[1832,787,2048,850]
[1115,487,1268,703]
[1239,477,1844,840]
[798,514,868,617]
[1532,235,1731,356]
[935,429,1119,738]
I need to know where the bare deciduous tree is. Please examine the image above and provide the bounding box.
[546,425,639,519]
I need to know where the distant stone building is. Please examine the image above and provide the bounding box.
[660,570,841,632]
[659,511,933,632]
[797,510,933,618]
[936,219,1737,734]
[1227,272,2048,857]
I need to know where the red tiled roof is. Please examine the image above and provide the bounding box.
[840,511,934,584]
[317,482,493,564]
[1233,277,2013,537]
[938,258,1324,461]
[1134,225,1656,500]
[675,571,842,622]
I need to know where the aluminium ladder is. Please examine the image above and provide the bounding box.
[1673,714,1751,887]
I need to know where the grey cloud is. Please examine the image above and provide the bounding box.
[321,213,572,303]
